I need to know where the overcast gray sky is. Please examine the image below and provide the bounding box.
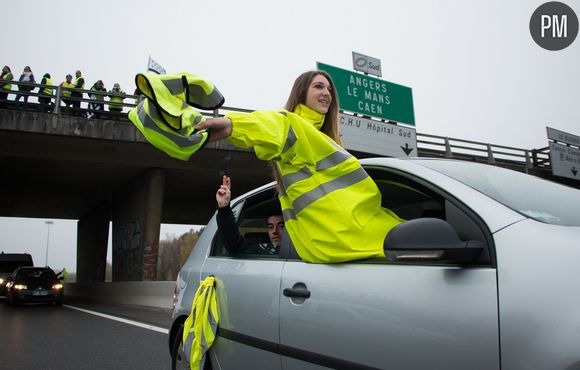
[1,0,579,273]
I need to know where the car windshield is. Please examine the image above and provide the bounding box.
[413,159,580,226]
[17,268,56,280]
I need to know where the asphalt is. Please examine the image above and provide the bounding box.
[62,296,174,329]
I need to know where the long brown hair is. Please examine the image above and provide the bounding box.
[272,71,343,190]
[284,70,342,145]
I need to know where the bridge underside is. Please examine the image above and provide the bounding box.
[0,109,271,281]
[0,115,271,225]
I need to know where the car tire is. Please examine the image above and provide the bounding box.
[8,294,16,307]
[171,325,213,370]
[171,325,188,370]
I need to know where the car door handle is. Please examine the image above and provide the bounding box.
[283,287,311,299]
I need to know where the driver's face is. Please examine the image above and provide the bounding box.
[267,215,285,246]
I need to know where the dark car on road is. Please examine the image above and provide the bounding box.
[0,252,34,297]
[6,267,64,306]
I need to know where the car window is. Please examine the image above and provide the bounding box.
[16,268,57,280]
[210,187,285,259]
[283,166,493,266]
[413,159,580,227]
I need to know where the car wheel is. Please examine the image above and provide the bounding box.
[8,294,16,307]
[171,325,213,370]
[171,325,189,370]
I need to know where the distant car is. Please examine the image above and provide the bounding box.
[0,252,34,297]
[168,158,580,370]
[6,267,64,306]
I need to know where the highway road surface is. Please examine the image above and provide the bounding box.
[0,298,173,370]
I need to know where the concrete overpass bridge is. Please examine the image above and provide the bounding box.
[0,104,271,283]
[0,81,576,284]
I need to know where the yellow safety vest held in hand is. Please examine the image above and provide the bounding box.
[128,72,225,160]
[226,104,404,263]
[183,276,219,370]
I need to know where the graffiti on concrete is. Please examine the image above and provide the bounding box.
[112,218,142,280]
[114,219,141,253]
[143,244,159,280]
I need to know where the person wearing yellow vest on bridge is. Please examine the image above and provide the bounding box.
[0,65,14,109]
[108,83,125,117]
[59,74,74,113]
[39,73,54,112]
[71,70,85,116]
[129,71,403,263]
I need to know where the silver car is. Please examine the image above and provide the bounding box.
[169,158,580,370]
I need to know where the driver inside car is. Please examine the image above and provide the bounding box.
[216,175,284,255]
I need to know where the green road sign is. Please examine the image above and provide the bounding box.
[317,62,415,126]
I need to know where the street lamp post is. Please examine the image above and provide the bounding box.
[44,221,54,266]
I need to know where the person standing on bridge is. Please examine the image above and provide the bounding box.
[59,74,74,114]
[0,65,14,108]
[86,80,106,119]
[130,70,403,263]
[15,66,36,103]
[71,70,85,116]
[108,83,125,118]
[38,73,54,112]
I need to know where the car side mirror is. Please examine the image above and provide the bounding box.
[384,218,483,264]
[58,276,64,281]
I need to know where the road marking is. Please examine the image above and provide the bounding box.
[64,304,169,334]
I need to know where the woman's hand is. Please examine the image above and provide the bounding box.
[197,117,232,142]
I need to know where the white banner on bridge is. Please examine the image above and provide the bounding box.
[549,142,580,181]
[340,113,417,157]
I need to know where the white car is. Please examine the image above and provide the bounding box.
[169,158,580,370]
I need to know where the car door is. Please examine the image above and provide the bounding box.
[201,189,284,370]
[279,167,500,370]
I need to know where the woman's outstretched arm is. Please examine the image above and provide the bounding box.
[197,117,232,142]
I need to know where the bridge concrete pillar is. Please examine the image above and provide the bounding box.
[77,204,110,282]
[112,168,165,281]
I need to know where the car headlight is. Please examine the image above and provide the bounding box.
[0,278,4,284]
[52,283,63,290]
[14,284,28,290]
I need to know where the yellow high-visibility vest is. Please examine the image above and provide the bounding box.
[60,82,74,97]
[1,72,13,91]
[226,104,404,263]
[41,78,54,95]
[73,77,84,90]
[108,88,125,110]
[128,72,224,161]
[182,276,219,370]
